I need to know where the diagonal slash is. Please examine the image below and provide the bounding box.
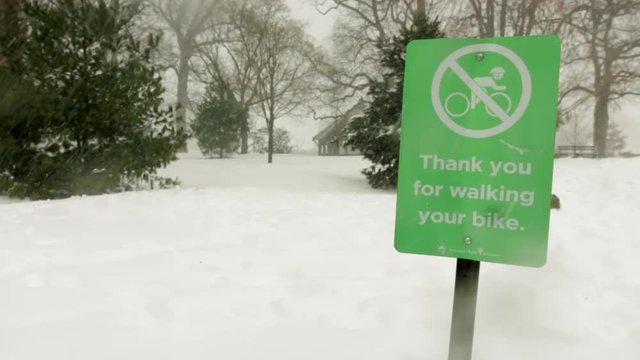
[447,61,511,124]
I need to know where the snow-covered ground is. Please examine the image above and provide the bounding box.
[1,153,639,360]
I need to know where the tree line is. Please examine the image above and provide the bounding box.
[1,0,639,197]
[148,0,314,162]
[0,0,308,200]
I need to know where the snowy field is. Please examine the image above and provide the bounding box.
[1,153,639,360]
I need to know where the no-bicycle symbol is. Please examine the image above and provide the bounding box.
[431,44,532,138]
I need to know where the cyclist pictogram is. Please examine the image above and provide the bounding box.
[444,66,512,118]
[431,44,532,138]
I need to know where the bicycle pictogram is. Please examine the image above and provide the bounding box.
[431,44,532,138]
[443,67,512,118]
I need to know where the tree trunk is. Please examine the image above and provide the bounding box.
[240,121,249,154]
[176,43,192,152]
[486,0,495,37]
[416,0,425,16]
[109,0,119,66]
[238,100,249,154]
[593,95,609,157]
[0,0,19,36]
[267,121,274,163]
[499,0,507,36]
[177,51,189,129]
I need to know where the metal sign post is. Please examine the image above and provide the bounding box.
[448,259,480,360]
[394,35,561,359]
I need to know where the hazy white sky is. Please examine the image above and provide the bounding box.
[287,0,335,47]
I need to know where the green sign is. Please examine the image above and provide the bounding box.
[395,35,560,267]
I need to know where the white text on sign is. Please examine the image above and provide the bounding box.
[420,154,532,176]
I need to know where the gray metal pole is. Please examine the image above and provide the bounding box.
[448,259,480,360]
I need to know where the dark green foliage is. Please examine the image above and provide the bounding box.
[192,78,246,158]
[606,121,626,157]
[251,127,293,154]
[0,0,185,199]
[345,14,444,188]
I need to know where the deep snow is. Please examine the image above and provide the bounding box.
[1,154,639,360]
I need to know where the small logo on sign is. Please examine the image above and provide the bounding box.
[437,243,447,254]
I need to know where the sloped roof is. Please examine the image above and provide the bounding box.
[313,98,366,144]
[312,121,339,144]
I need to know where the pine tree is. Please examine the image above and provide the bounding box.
[272,127,293,154]
[192,78,246,158]
[606,121,626,157]
[345,14,444,188]
[0,0,186,199]
[250,127,293,154]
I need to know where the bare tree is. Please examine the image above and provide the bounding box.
[458,0,547,37]
[562,0,640,155]
[147,0,224,138]
[255,0,315,163]
[452,1,593,146]
[306,0,450,126]
[312,0,446,93]
[448,0,589,39]
[455,0,640,155]
[196,0,268,154]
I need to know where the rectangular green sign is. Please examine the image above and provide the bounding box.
[395,35,560,267]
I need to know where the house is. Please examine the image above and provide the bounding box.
[312,98,366,156]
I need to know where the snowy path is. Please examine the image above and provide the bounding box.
[1,155,639,360]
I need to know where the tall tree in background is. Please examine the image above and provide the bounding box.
[453,1,585,124]
[197,0,267,154]
[345,13,445,188]
[147,0,224,142]
[191,77,245,158]
[195,0,314,163]
[458,0,640,155]
[254,0,314,163]
[563,0,640,156]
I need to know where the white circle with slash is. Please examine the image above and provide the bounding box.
[431,43,531,138]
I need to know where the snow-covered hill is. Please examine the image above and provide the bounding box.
[1,154,638,360]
